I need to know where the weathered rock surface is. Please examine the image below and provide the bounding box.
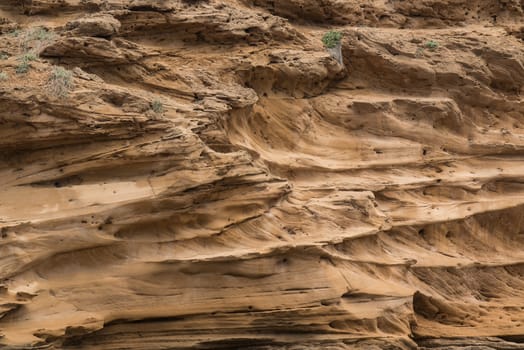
[0,0,524,349]
[65,14,121,38]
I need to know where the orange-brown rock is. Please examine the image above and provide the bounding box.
[1,0,524,349]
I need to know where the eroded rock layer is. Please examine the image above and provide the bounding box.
[1,1,524,349]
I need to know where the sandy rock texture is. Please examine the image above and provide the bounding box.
[0,0,524,349]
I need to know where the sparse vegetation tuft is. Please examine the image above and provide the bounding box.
[151,99,164,114]
[15,61,29,74]
[32,27,56,42]
[15,53,37,74]
[21,52,37,61]
[0,72,8,81]
[322,30,342,49]
[19,26,57,54]
[425,40,439,50]
[8,29,21,37]
[47,66,74,98]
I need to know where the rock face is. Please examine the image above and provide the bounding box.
[0,1,524,349]
[65,14,121,38]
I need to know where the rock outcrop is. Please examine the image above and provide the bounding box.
[1,0,524,349]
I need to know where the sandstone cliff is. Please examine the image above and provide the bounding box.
[1,1,524,349]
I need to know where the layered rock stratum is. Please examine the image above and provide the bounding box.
[1,1,524,349]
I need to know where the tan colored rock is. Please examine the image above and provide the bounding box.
[0,17,18,34]
[0,0,524,349]
[66,14,121,38]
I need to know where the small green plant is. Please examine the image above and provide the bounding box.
[425,40,439,50]
[47,66,74,98]
[31,27,56,42]
[19,27,57,53]
[21,52,37,61]
[15,53,37,74]
[8,29,20,37]
[16,61,29,74]
[0,72,8,81]
[151,99,164,114]
[0,53,8,60]
[322,30,342,49]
